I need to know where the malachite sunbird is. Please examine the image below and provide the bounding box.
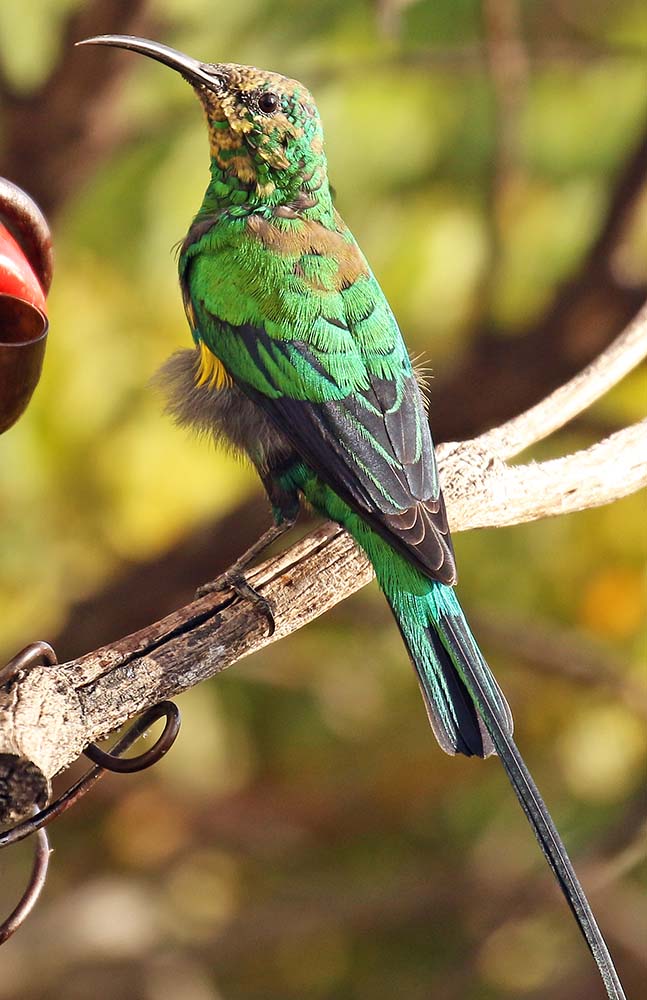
[79,36,625,999]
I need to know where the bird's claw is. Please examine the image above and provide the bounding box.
[196,571,276,636]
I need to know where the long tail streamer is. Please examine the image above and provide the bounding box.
[438,608,627,1000]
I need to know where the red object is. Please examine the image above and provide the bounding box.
[0,222,47,313]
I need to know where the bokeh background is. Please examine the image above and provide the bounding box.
[1,1,646,997]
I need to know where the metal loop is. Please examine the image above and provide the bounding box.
[83,700,181,773]
[0,701,181,851]
[0,826,50,945]
[1,642,180,948]
[0,640,57,686]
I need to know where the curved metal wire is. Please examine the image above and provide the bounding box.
[1,643,181,946]
[0,826,50,945]
[0,640,57,685]
[83,702,180,772]
[0,701,181,850]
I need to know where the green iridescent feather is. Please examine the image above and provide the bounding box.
[178,102,509,754]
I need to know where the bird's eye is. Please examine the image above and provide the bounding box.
[258,91,280,114]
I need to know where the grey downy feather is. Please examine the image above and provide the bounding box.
[152,348,294,475]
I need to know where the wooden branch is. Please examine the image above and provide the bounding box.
[440,420,647,530]
[1,304,645,825]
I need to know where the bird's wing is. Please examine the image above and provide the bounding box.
[181,213,456,585]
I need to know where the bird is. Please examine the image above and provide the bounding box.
[78,36,625,999]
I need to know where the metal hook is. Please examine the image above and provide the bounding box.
[1,641,181,945]
[0,701,181,851]
[83,701,181,773]
[0,825,50,946]
[0,639,57,686]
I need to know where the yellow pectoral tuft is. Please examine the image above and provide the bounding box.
[196,340,232,390]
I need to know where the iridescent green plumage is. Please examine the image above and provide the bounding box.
[80,36,626,999]
[176,80,506,754]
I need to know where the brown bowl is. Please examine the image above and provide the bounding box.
[0,293,48,434]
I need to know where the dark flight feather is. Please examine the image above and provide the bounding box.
[231,323,457,585]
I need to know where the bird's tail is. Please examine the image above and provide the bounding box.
[375,550,626,1000]
[385,571,513,758]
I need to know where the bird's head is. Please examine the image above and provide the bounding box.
[77,35,325,202]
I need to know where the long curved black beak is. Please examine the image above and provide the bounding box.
[76,35,223,89]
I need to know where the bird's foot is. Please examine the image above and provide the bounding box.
[194,518,298,635]
[196,570,276,636]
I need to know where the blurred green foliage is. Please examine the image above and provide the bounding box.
[0,1,646,998]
